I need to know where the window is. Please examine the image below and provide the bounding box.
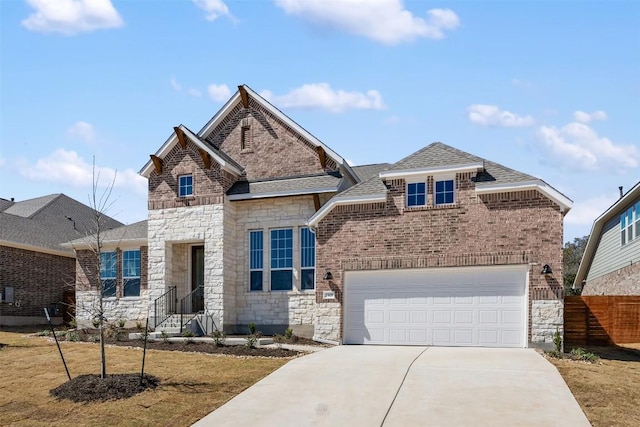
[100,252,117,297]
[300,228,315,290]
[621,204,639,245]
[270,228,293,291]
[407,182,426,207]
[434,179,454,205]
[249,231,263,291]
[122,250,141,297]
[178,174,193,197]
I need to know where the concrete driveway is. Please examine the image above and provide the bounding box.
[193,346,590,427]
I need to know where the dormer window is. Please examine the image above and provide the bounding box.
[407,182,426,207]
[178,174,193,197]
[434,178,455,205]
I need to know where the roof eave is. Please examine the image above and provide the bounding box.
[475,180,573,213]
[227,187,338,201]
[379,162,484,180]
[307,193,387,228]
[1,240,75,258]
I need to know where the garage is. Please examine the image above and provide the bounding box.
[343,266,528,347]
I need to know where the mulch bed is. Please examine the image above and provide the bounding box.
[107,339,300,358]
[50,373,159,402]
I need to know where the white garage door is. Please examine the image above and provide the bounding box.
[344,266,528,348]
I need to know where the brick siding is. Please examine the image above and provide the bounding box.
[582,261,640,295]
[0,245,75,317]
[315,173,565,341]
[76,247,148,297]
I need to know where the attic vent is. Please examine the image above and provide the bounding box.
[241,120,252,152]
[241,118,251,127]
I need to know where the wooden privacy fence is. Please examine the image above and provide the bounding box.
[564,296,640,346]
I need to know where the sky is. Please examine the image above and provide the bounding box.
[1,0,638,244]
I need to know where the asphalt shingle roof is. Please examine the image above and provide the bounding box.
[66,220,147,247]
[351,163,391,181]
[227,172,342,198]
[0,194,123,254]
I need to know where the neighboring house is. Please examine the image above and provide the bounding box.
[0,194,122,325]
[64,221,148,326]
[70,85,573,348]
[575,182,640,295]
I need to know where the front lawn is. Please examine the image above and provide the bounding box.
[0,329,289,426]
[549,344,640,427]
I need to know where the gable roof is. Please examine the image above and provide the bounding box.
[574,181,640,288]
[352,163,391,181]
[307,142,573,227]
[0,194,123,257]
[140,84,358,183]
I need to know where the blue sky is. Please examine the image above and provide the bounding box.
[1,0,638,243]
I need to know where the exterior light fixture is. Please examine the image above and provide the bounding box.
[541,264,552,275]
[323,270,333,280]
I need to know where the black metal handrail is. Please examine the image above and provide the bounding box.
[153,286,177,329]
[180,285,204,333]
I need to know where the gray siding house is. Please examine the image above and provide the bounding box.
[575,182,640,295]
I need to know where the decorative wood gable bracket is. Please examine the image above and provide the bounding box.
[198,148,212,169]
[238,85,249,108]
[150,155,163,174]
[174,126,187,149]
[316,146,327,169]
[313,194,321,212]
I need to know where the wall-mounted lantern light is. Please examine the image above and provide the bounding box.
[541,264,552,275]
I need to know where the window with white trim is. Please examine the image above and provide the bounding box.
[407,182,426,207]
[178,174,193,197]
[300,228,315,290]
[270,228,293,291]
[122,250,141,297]
[621,203,639,246]
[249,230,263,291]
[100,251,117,298]
[434,179,455,205]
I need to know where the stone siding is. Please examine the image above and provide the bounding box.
[148,204,227,325]
[582,261,640,295]
[530,300,563,345]
[315,174,565,344]
[0,245,75,322]
[232,195,324,332]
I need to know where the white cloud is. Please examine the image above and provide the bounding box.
[67,121,96,143]
[260,83,386,113]
[193,0,231,21]
[18,149,147,195]
[208,84,231,102]
[274,0,459,45]
[188,88,202,97]
[170,76,182,91]
[565,193,618,226]
[22,0,123,35]
[537,122,639,171]
[467,104,535,128]
[572,110,607,124]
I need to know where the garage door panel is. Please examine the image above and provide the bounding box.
[344,266,527,348]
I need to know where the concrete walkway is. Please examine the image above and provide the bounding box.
[193,346,590,427]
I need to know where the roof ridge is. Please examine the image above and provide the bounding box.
[26,193,63,218]
[248,171,340,183]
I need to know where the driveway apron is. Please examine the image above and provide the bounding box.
[192,346,590,427]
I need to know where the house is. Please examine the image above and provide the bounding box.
[574,182,640,295]
[70,85,572,348]
[0,194,122,325]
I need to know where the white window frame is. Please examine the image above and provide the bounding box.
[406,179,427,208]
[178,174,193,197]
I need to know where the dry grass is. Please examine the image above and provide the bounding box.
[0,329,288,426]
[549,343,640,427]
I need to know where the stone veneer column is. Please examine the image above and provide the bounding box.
[530,300,563,346]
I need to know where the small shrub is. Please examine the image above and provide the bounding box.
[36,329,51,337]
[65,331,80,342]
[553,328,563,353]
[117,319,126,328]
[570,347,600,363]
[248,322,257,335]
[135,321,143,331]
[547,350,564,359]
[68,318,78,329]
[161,331,170,343]
[182,330,195,337]
[91,318,100,329]
[211,330,226,346]
[284,328,294,340]
[245,334,258,349]
[273,334,285,344]
[88,335,100,343]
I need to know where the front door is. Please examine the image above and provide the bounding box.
[191,245,205,313]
